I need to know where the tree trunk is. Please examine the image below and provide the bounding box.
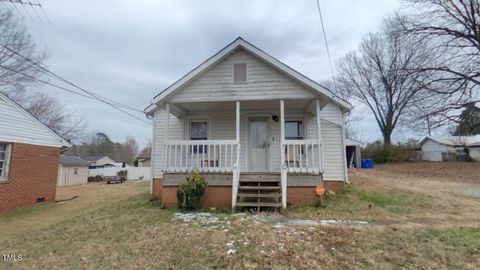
[382,130,392,147]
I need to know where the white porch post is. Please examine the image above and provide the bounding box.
[280,99,287,209]
[236,101,240,143]
[315,99,323,173]
[280,100,285,166]
[165,103,170,170]
[232,101,241,211]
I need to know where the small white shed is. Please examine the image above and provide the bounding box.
[345,139,362,168]
[58,155,89,186]
[420,136,480,162]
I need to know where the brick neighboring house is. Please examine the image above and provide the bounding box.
[0,92,71,213]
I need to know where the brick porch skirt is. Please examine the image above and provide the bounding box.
[152,178,344,208]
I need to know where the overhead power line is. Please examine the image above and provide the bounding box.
[315,0,335,82]
[0,0,51,25]
[0,44,151,125]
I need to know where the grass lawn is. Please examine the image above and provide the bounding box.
[1,162,480,269]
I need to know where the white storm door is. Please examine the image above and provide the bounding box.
[249,118,269,171]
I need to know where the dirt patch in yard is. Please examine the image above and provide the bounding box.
[374,161,480,183]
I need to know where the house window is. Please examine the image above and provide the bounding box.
[233,63,247,83]
[190,121,208,153]
[285,120,304,140]
[0,143,11,181]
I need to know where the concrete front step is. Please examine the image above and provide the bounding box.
[236,202,282,208]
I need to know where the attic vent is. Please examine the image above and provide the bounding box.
[233,63,247,83]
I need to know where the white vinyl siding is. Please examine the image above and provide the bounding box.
[307,103,345,181]
[0,94,69,148]
[168,49,318,103]
[152,105,345,181]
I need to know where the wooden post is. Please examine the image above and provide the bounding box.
[165,103,170,170]
[280,99,287,209]
[280,100,285,166]
[236,101,240,143]
[315,99,323,173]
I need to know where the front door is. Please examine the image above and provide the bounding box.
[249,118,269,171]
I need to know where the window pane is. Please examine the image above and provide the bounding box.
[0,144,6,151]
[285,121,304,139]
[190,122,208,139]
[0,152,4,160]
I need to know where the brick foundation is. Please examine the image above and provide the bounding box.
[324,181,345,192]
[152,176,345,208]
[0,143,60,213]
[287,186,319,206]
[156,184,232,208]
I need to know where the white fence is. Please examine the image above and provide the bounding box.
[88,167,152,181]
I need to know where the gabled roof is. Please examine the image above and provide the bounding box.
[60,155,89,166]
[0,91,71,148]
[80,155,114,162]
[145,37,352,116]
[420,135,480,147]
[344,138,362,146]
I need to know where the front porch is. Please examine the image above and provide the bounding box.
[156,99,326,210]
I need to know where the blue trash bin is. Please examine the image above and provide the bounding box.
[361,159,374,169]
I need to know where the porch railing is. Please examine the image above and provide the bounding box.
[161,140,239,173]
[282,139,322,174]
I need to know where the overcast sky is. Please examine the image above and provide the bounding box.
[20,0,405,147]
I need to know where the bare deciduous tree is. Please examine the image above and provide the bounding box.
[0,7,86,141]
[0,8,46,99]
[401,0,480,127]
[115,136,139,164]
[23,92,86,141]
[335,24,438,146]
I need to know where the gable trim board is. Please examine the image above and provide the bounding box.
[145,37,351,116]
[0,92,71,148]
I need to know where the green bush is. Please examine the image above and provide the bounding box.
[177,171,207,210]
[362,140,420,163]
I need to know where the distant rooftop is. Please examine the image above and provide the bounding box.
[80,155,113,162]
[60,155,89,166]
[421,135,480,147]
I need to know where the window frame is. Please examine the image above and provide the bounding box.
[188,119,209,154]
[284,120,305,140]
[232,62,248,83]
[0,143,12,182]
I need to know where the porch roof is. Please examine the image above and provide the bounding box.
[145,37,351,117]
[169,99,315,115]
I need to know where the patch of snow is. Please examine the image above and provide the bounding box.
[249,213,371,227]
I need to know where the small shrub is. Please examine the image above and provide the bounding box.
[362,140,420,163]
[177,171,207,210]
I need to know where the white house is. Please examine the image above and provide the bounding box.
[145,37,351,210]
[58,155,89,186]
[420,136,480,161]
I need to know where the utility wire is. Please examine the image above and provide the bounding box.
[0,63,152,125]
[0,45,151,125]
[315,0,335,83]
[0,43,145,114]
